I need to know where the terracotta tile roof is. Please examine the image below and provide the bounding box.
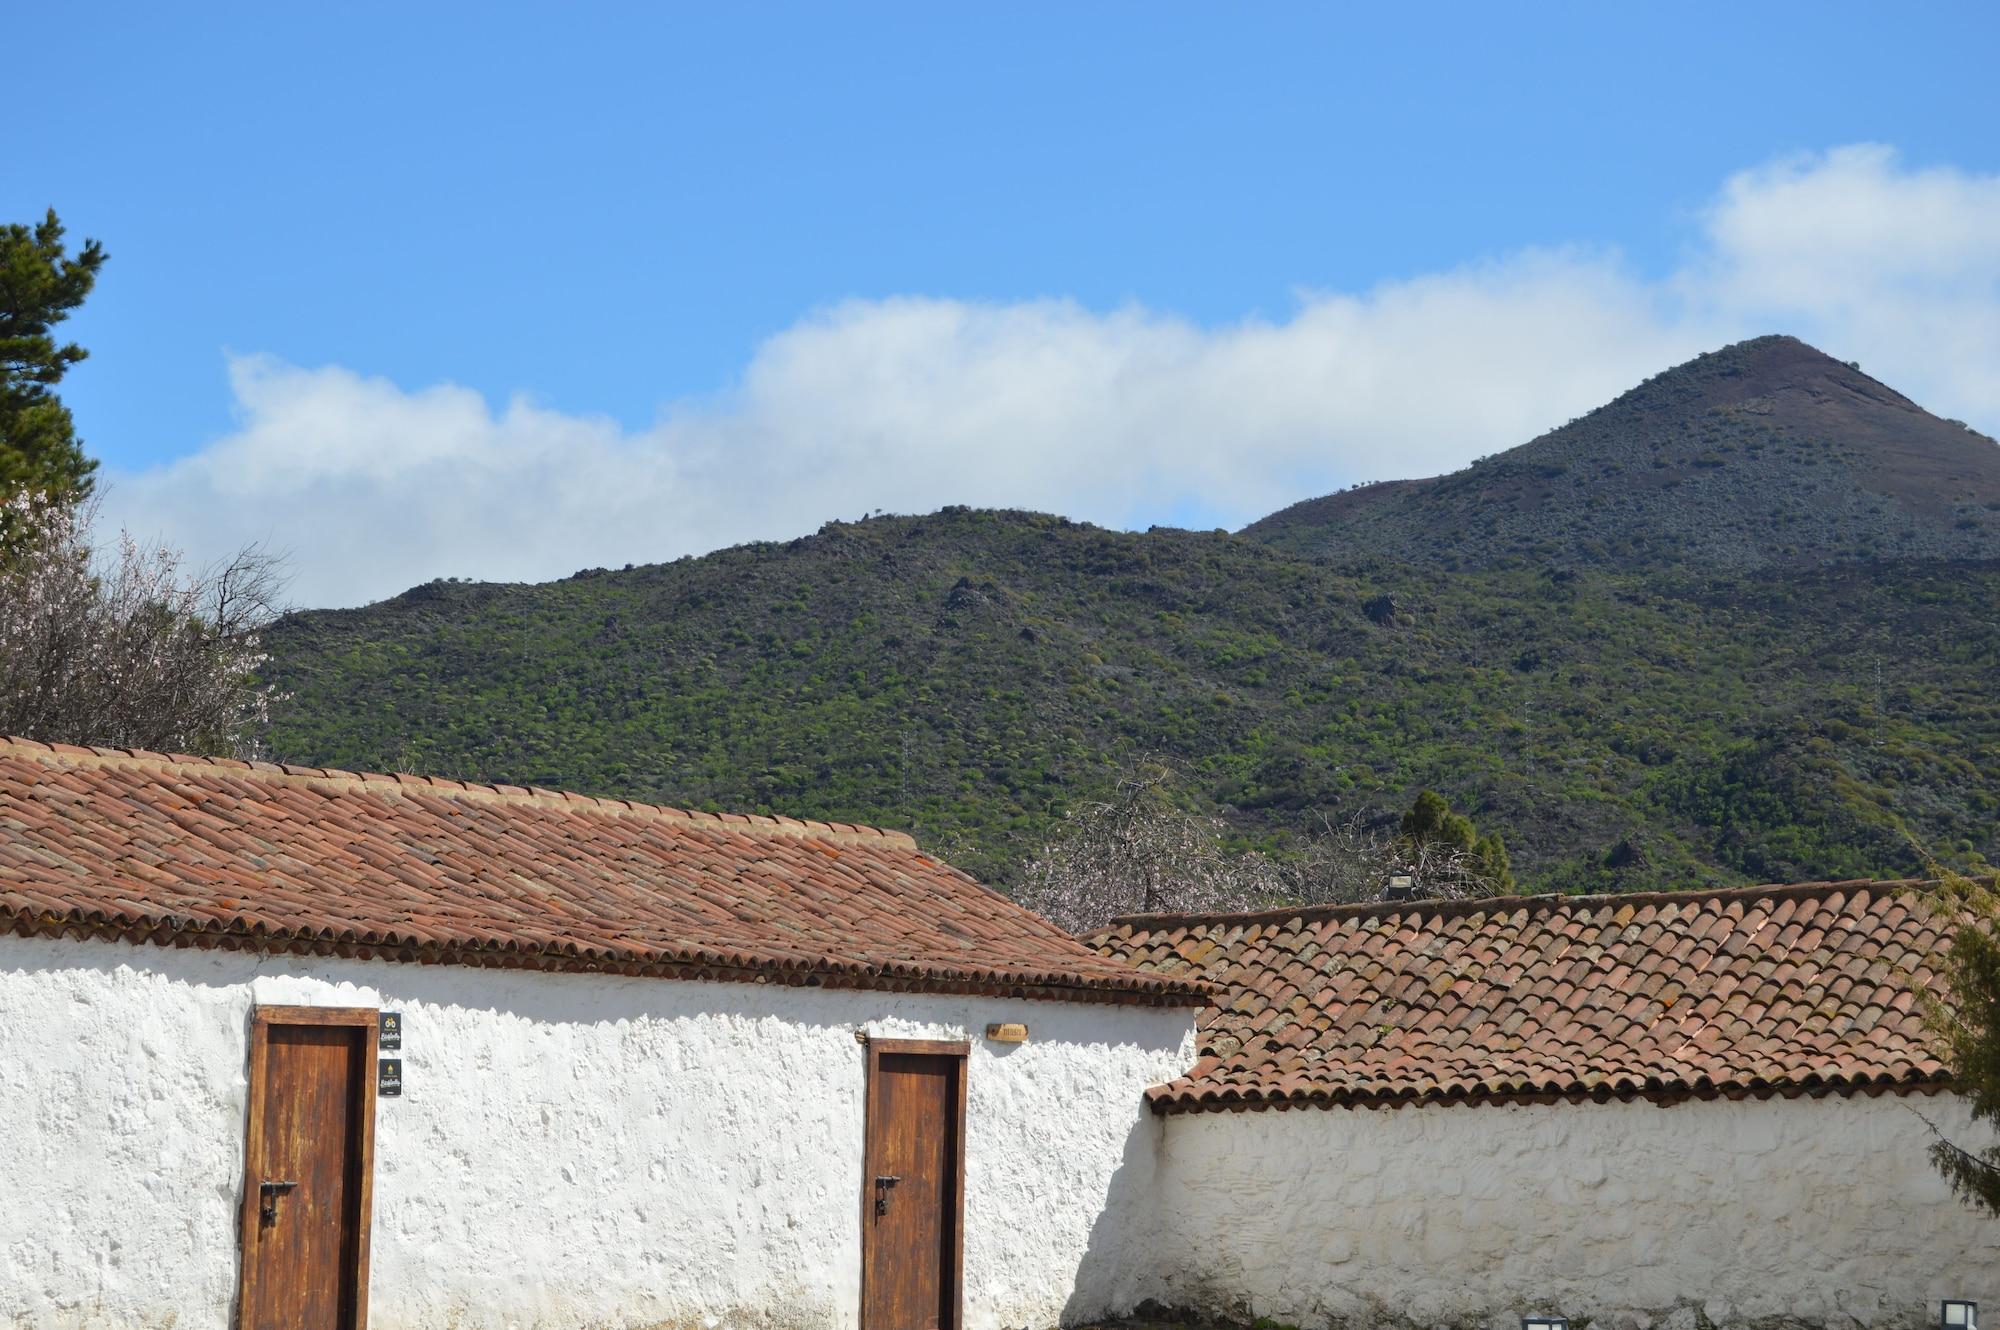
[0,737,1202,1005]
[1090,881,1966,1110]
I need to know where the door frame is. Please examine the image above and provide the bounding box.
[236,1005,380,1330]
[858,1037,969,1330]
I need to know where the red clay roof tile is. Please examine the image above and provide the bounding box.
[1090,880,1969,1110]
[0,737,1201,1006]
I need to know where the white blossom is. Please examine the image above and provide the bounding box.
[0,494,284,756]
[1014,764,1285,933]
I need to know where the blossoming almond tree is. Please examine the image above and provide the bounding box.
[0,494,284,756]
[1014,763,1284,933]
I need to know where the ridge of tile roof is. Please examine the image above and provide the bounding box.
[0,736,1205,1005]
[1092,878,1975,1111]
[1107,877,1941,931]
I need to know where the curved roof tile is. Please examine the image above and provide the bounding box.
[0,737,1202,1006]
[1090,881,1969,1108]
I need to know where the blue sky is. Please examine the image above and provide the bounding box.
[10,4,2000,604]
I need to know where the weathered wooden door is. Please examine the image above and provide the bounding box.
[238,1007,378,1330]
[860,1040,967,1330]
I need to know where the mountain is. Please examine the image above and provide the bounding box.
[258,339,2000,896]
[1246,336,2000,569]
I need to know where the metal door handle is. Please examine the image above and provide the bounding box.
[259,1179,298,1226]
[873,1174,900,1215]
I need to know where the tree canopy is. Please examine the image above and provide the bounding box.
[2,209,105,506]
[0,213,290,757]
[1925,871,2000,1217]
[1399,788,1515,894]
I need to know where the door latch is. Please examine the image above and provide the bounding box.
[873,1174,901,1216]
[259,1179,298,1226]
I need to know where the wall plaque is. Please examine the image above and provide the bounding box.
[378,1058,403,1097]
[378,1011,402,1050]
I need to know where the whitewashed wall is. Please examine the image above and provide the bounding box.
[0,934,1195,1330]
[1155,1094,2000,1330]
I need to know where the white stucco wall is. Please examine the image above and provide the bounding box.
[1155,1093,2000,1330]
[0,933,1195,1330]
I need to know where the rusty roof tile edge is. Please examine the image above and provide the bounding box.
[2,904,1211,1006]
[1095,877,1978,939]
[0,735,917,850]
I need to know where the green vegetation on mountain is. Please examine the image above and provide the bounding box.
[261,506,2000,892]
[260,336,2000,893]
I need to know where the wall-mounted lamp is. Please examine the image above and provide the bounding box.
[985,1023,1029,1044]
[1942,1301,1978,1330]
[1522,1317,1570,1330]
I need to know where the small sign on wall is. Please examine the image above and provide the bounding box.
[378,1011,402,1050]
[378,1058,402,1097]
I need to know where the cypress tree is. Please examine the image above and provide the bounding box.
[1,209,106,506]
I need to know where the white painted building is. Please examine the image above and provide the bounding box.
[0,739,1201,1330]
[4,735,1995,1330]
[1150,1090,1996,1330]
[1094,884,2000,1330]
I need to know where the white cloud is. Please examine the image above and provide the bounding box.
[104,145,2000,607]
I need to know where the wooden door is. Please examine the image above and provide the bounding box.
[860,1040,967,1330]
[238,1007,378,1330]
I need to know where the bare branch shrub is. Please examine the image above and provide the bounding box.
[1286,806,1509,905]
[1015,763,1285,933]
[1019,772,1516,935]
[0,494,285,756]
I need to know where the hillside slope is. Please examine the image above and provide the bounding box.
[261,509,2000,893]
[261,336,2000,895]
[1247,336,2000,569]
